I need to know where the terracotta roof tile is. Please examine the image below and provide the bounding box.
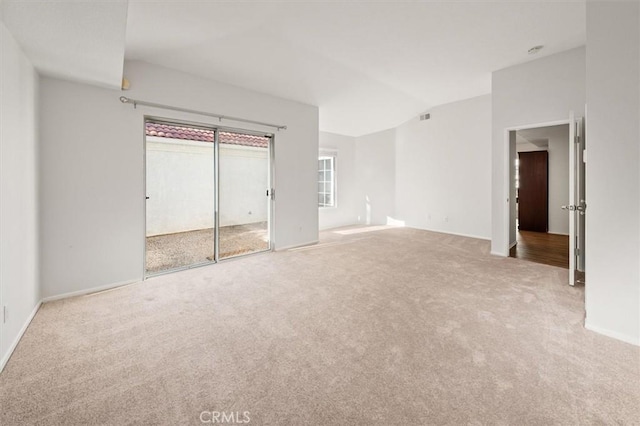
[145,122,268,148]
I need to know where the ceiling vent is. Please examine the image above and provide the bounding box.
[420,113,431,121]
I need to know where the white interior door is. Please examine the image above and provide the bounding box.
[566,112,586,286]
[576,116,586,275]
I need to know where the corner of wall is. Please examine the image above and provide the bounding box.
[0,20,42,372]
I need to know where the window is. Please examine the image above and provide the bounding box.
[318,155,336,207]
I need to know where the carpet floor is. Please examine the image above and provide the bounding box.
[1,227,638,425]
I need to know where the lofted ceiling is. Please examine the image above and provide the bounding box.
[125,0,586,136]
[2,1,586,136]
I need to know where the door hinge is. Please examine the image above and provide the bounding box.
[3,306,6,324]
[574,136,580,144]
[266,188,275,200]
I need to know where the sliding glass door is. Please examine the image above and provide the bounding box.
[145,121,216,274]
[218,131,271,259]
[144,119,272,276]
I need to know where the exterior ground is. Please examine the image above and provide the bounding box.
[145,222,268,273]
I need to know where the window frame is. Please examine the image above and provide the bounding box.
[318,153,337,208]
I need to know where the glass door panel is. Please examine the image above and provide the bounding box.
[218,131,271,259]
[145,120,216,274]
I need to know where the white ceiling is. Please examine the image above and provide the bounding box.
[517,124,569,146]
[1,0,128,89]
[1,1,586,136]
[125,0,586,136]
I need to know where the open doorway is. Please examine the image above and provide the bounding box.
[144,119,273,276]
[505,115,586,286]
[509,124,570,269]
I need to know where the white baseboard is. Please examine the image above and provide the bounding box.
[0,301,41,373]
[490,250,508,257]
[585,321,640,346]
[509,241,517,249]
[277,240,319,251]
[41,279,140,303]
[319,221,359,232]
[419,227,491,242]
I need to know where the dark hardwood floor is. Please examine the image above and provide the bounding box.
[509,231,569,269]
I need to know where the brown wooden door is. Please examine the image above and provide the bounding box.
[518,151,548,232]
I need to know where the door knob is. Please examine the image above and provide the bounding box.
[561,203,586,213]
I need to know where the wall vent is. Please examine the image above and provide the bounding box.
[420,113,431,121]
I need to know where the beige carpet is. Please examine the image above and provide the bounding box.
[1,227,638,425]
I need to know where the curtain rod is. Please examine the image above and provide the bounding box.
[119,96,287,131]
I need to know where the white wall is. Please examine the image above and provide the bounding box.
[548,132,570,235]
[516,126,570,235]
[327,94,491,239]
[0,22,40,370]
[355,128,396,226]
[39,60,318,299]
[39,78,143,299]
[146,138,268,236]
[318,132,358,230]
[395,95,492,239]
[584,1,640,345]
[492,47,586,254]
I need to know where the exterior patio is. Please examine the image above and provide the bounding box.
[145,222,269,274]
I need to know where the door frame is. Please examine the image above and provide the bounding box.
[143,115,275,279]
[502,118,570,257]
